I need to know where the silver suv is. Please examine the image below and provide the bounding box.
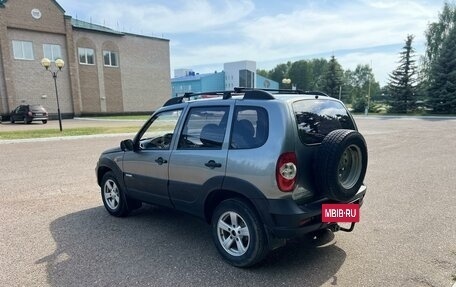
[96,88,368,267]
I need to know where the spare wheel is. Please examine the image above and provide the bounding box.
[315,129,368,201]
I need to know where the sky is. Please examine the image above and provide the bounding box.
[57,0,445,86]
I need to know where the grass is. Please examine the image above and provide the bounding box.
[0,126,138,140]
[82,115,150,120]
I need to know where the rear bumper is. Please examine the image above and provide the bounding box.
[30,116,48,121]
[258,186,366,238]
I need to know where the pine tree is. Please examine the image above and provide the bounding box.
[322,56,343,98]
[427,26,456,113]
[387,35,418,113]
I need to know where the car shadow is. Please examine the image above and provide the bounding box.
[37,205,346,287]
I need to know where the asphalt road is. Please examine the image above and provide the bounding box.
[1,117,455,287]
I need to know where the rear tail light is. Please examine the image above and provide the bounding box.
[276,152,297,192]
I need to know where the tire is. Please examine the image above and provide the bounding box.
[211,199,269,267]
[42,120,47,124]
[100,172,130,217]
[11,118,15,124]
[315,129,368,201]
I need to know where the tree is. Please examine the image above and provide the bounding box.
[427,26,456,113]
[422,2,456,83]
[322,56,343,98]
[288,60,312,91]
[387,35,418,113]
[268,62,291,88]
[309,58,328,90]
[256,69,269,78]
[344,65,380,112]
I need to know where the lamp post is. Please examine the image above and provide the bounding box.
[282,78,291,89]
[41,58,64,131]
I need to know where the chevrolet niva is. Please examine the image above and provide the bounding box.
[96,88,368,267]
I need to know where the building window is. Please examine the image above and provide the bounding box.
[12,40,34,60]
[103,50,118,67]
[239,69,254,88]
[78,47,95,65]
[43,44,62,61]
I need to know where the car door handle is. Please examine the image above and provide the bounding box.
[155,157,168,165]
[205,160,222,169]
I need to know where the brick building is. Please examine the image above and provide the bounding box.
[0,0,171,118]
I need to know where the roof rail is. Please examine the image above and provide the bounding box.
[163,88,331,106]
[163,90,234,106]
[302,91,330,97]
[234,87,305,94]
[243,90,275,100]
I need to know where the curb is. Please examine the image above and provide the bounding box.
[73,117,145,122]
[0,133,136,144]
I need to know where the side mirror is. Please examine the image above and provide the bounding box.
[120,139,134,151]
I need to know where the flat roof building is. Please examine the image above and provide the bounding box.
[171,60,279,97]
[0,0,171,118]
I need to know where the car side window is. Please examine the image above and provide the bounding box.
[230,106,269,149]
[178,106,229,150]
[138,109,182,150]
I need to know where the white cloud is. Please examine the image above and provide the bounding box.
[241,1,438,55]
[75,0,255,34]
[338,52,400,86]
[58,0,443,85]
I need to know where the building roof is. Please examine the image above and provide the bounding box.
[53,0,65,13]
[71,18,125,36]
[172,72,222,82]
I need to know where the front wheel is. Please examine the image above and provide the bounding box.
[211,199,269,267]
[101,172,130,217]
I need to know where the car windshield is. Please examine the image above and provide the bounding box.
[293,99,355,145]
[30,105,46,112]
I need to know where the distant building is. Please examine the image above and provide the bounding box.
[171,60,278,97]
[0,0,171,118]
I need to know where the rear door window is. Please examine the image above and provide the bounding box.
[293,99,355,145]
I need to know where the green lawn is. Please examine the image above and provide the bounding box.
[82,115,150,120]
[0,126,138,140]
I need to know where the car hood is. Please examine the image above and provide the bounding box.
[102,147,122,155]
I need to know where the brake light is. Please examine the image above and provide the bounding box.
[276,152,297,192]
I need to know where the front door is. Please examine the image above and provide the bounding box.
[122,109,182,207]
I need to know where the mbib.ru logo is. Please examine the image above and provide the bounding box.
[322,204,360,222]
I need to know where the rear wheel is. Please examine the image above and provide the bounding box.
[42,120,47,124]
[211,199,269,267]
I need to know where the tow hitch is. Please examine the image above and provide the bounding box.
[329,222,356,232]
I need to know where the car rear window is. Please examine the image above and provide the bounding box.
[30,105,45,112]
[293,99,355,145]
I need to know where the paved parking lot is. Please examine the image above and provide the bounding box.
[1,117,455,286]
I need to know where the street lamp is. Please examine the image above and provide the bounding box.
[282,78,291,89]
[41,57,64,131]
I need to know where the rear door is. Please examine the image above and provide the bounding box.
[168,104,232,215]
